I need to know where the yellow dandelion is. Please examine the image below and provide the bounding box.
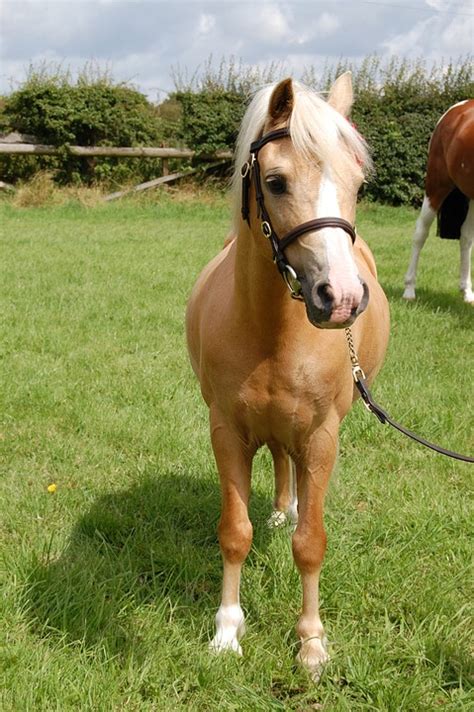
[47,483,57,494]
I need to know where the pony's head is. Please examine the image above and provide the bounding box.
[233,74,372,328]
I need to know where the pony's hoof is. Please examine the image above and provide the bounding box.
[296,637,329,682]
[462,290,474,304]
[267,508,298,529]
[402,288,416,300]
[209,636,243,656]
[211,604,245,656]
[267,510,288,528]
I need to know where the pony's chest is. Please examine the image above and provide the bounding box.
[233,358,331,438]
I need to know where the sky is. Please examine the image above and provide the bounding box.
[0,0,472,101]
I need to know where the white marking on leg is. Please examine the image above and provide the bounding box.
[296,573,329,681]
[210,603,245,655]
[267,509,288,527]
[460,200,474,303]
[210,560,246,655]
[403,195,436,300]
[287,457,298,525]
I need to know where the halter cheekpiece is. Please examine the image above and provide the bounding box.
[241,127,357,299]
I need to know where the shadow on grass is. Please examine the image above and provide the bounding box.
[383,283,473,328]
[22,469,273,658]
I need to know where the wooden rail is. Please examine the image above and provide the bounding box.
[0,134,233,199]
[0,142,233,160]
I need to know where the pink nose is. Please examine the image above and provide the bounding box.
[329,278,368,323]
[312,279,367,324]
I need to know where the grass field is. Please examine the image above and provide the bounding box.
[1,194,472,711]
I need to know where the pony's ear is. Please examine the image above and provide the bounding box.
[328,71,353,117]
[268,78,294,124]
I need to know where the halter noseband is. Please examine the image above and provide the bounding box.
[241,127,357,299]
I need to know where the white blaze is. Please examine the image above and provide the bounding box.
[316,167,361,299]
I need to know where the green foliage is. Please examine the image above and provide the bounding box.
[0,64,167,185]
[171,54,284,94]
[1,56,473,204]
[174,90,245,155]
[320,56,473,205]
[172,55,473,206]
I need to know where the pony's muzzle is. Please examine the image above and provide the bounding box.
[304,277,369,328]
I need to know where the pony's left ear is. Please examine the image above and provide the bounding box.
[268,78,294,124]
[328,71,354,117]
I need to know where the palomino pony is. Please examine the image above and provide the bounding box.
[403,99,474,303]
[186,74,389,679]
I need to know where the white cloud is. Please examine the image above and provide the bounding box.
[0,0,471,98]
[381,7,473,61]
[441,15,473,54]
[256,4,292,42]
[381,17,436,56]
[317,12,340,37]
[198,13,216,35]
[425,0,446,9]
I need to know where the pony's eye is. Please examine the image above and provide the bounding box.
[266,176,287,195]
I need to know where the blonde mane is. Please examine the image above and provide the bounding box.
[231,79,371,227]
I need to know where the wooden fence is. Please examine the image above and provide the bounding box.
[0,133,233,200]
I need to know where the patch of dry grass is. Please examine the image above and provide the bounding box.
[9,172,105,208]
[4,172,229,210]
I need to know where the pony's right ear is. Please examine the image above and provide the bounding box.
[268,78,294,124]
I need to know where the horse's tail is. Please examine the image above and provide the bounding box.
[437,187,469,240]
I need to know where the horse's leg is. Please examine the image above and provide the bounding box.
[209,406,253,655]
[403,195,437,300]
[459,200,474,303]
[292,418,338,680]
[267,443,298,528]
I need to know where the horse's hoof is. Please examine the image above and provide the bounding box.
[267,510,288,528]
[296,637,330,682]
[402,289,416,301]
[209,636,243,656]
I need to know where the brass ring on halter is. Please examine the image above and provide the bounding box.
[261,221,272,238]
[241,162,250,178]
[283,264,304,300]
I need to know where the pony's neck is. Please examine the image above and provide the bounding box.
[234,222,300,330]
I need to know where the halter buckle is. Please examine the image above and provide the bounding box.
[261,221,272,238]
[241,153,256,178]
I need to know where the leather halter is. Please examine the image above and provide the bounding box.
[241,127,357,297]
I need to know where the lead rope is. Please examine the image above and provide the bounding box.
[344,327,474,463]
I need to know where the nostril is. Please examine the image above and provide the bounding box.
[355,280,369,315]
[316,282,334,310]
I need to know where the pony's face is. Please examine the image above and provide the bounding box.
[258,77,369,329]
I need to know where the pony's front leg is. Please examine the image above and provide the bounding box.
[460,200,473,303]
[292,420,338,680]
[209,406,253,656]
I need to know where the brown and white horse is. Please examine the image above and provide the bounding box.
[403,100,474,303]
[186,74,389,679]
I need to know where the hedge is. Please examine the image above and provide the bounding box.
[173,57,473,206]
[1,57,472,205]
[0,67,170,185]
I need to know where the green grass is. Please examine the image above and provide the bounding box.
[1,195,472,711]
